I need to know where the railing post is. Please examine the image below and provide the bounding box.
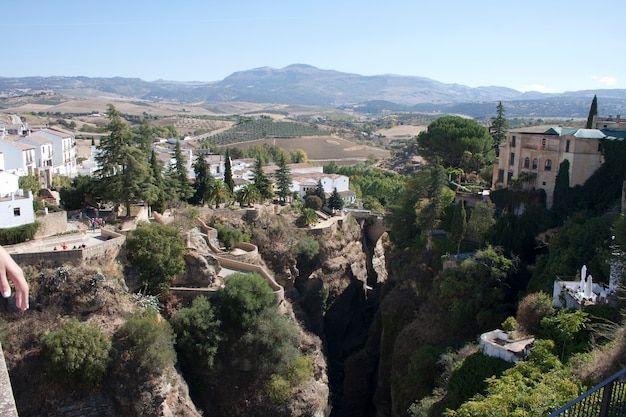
[599,380,614,417]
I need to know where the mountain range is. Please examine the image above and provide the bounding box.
[2,64,625,118]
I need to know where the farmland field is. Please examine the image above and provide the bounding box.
[222,136,390,165]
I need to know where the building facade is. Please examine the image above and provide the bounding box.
[492,127,605,208]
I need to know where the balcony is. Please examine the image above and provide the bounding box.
[548,368,626,417]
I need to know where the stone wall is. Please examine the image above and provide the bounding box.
[217,256,285,306]
[33,211,68,239]
[0,344,18,417]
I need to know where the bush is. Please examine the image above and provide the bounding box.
[285,356,314,386]
[114,310,176,376]
[41,319,111,386]
[304,194,323,211]
[0,222,40,245]
[516,292,555,335]
[297,207,318,227]
[239,308,300,375]
[291,236,320,266]
[170,296,223,369]
[265,374,291,403]
[214,221,250,250]
[126,222,186,295]
[214,272,276,329]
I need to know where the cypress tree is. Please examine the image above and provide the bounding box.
[451,200,467,255]
[586,95,598,129]
[224,149,235,192]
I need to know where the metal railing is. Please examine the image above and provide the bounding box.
[548,368,626,417]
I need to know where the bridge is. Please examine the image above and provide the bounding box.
[343,208,390,243]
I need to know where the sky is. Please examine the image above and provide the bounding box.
[3,0,625,94]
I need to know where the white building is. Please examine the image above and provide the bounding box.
[15,134,54,187]
[0,139,36,176]
[30,128,77,177]
[0,171,35,229]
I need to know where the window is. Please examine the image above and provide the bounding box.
[13,208,21,217]
[545,159,552,171]
[523,157,530,168]
[507,171,513,183]
[541,138,547,149]
[497,169,504,183]
[598,142,602,152]
[509,152,515,166]
[565,140,571,153]
[532,158,538,169]
[511,136,516,147]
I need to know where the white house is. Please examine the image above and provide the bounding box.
[479,329,535,363]
[30,128,77,177]
[0,171,35,229]
[16,134,54,187]
[0,138,36,176]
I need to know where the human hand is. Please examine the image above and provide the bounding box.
[0,246,29,311]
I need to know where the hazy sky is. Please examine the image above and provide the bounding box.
[3,0,625,93]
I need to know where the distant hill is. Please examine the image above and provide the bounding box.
[1,64,625,118]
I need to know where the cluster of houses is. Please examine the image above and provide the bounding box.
[0,119,355,230]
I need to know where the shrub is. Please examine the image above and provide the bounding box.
[214,221,250,250]
[285,356,314,386]
[297,208,318,227]
[239,308,300,375]
[170,296,223,369]
[214,272,276,329]
[126,222,186,296]
[291,236,320,266]
[114,310,176,376]
[516,292,555,335]
[304,194,323,211]
[502,316,518,332]
[41,319,111,386]
[0,222,40,245]
[265,374,291,403]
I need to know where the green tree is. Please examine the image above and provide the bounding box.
[41,319,112,386]
[490,101,508,157]
[466,198,496,248]
[126,222,186,295]
[552,159,572,220]
[168,139,194,202]
[137,118,153,154]
[224,149,235,192]
[214,272,276,329]
[252,156,273,200]
[170,296,223,369]
[18,174,40,196]
[148,149,167,214]
[586,94,598,129]
[191,152,213,205]
[58,174,99,210]
[206,179,229,208]
[291,148,308,163]
[327,187,344,211]
[304,194,323,211]
[450,201,467,255]
[274,155,292,203]
[415,164,452,234]
[516,292,555,335]
[297,207,318,227]
[235,183,261,207]
[113,310,176,376]
[95,104,152,217]
[417,116,494,170]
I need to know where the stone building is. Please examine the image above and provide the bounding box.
[492,126,605,208]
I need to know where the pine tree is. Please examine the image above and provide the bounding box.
[148,150,166,214]
[252,157,272,201]
[274,155,292,203]
[490,101,508,157]
[327,188,344,211]
[96,104,152,217]
[586,95,598,129]
[169,140,194,202]
[224,149,235,192]
[191,153,213,205]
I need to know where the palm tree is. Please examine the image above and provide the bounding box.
[206,180,228,209]
[236,184,260,207]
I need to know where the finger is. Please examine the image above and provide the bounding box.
[0,270,10,298]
